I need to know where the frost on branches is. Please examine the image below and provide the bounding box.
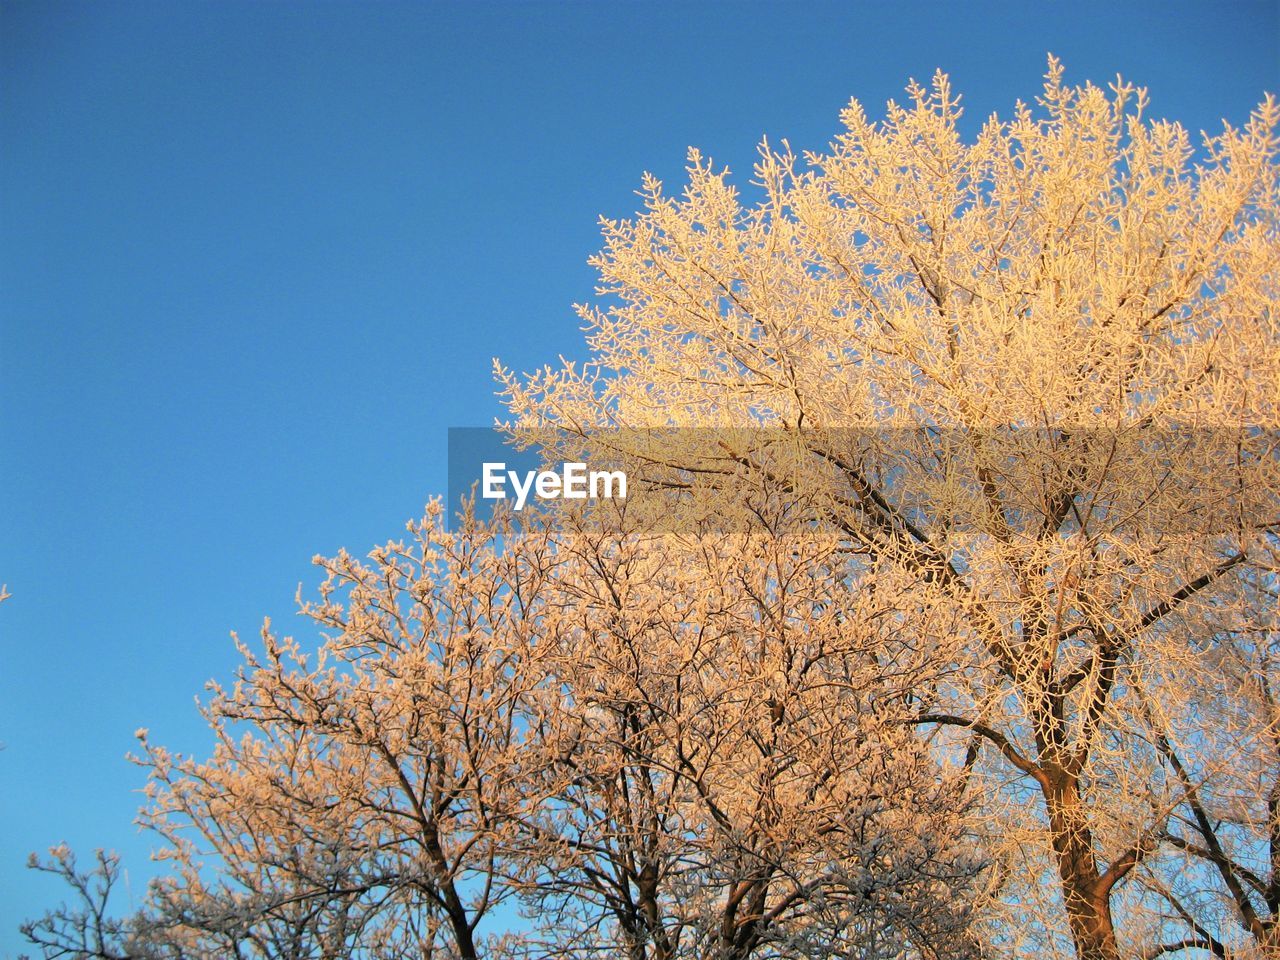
[23,62,1280,960]
[25,503,983,960]
[499,60,1280,960]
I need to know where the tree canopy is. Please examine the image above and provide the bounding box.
[22,61,1280,960]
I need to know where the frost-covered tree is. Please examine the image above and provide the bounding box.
[499,60,1280,960]
[23,61,1280,960]
[24,503,980,960]
[511,518,985,960]
[129,503,556,960]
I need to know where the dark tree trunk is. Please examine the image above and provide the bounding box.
[1043,766,1120,960]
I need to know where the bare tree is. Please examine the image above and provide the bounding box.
[20,846,134,960]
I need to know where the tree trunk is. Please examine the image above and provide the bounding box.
[1043,766,1120,960]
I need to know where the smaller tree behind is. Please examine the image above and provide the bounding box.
[23,501,990,960]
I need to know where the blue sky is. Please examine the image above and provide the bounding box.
[1,0,1276,949]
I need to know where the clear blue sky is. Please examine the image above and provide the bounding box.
[1,0,1276,950]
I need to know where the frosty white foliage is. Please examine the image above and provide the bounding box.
[23,60,1280,960]
[498,59,1280,960]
